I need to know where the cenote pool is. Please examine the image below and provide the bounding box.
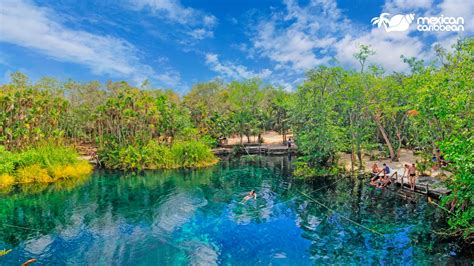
[0,156,470,265]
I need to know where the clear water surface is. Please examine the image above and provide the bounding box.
[0,156,470,265]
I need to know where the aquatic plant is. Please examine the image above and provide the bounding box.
[0,249,12,257]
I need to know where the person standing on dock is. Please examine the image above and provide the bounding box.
[402,164,409,182]
[408,163,417,191]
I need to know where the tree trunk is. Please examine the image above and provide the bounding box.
[356,139,363,170]
[395,129,402,160]
[374,114,397,161]
[394,114,407,161]
[349,112,355,173]
[351,142,355,173]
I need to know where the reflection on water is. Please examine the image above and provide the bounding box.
[0,156,470,264]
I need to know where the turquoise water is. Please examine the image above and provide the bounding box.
[0,156,470,265]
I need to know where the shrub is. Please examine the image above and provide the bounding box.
[98,140,218,170]
[17,164,53,183]
[171,140,218,168]
[142,141,174,169]
[0,146,15,175]
[14,145,78,170]
[0,174,15,186]
[200,134,218,148]
[51,161,93,180]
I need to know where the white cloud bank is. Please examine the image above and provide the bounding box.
[205,53,272,80]
[246,0,469,83]
[0,0,179,86]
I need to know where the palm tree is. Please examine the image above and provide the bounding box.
[371,13,390,30]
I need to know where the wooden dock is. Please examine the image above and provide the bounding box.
[390,173,451,199]
[213,144,298,156]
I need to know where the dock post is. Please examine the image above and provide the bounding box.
[426,183,429,195]
[401,176,404,189]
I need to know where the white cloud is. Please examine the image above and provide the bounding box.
[188,28,214,40]
[205,53,272,80]
[437,0,473,37]
[129,0,194,23]
[249,0,454,76]
[250,0,344,72]
[253,20,334,71]
[128,0,217,40]
[383,0,433,13]
[334,29,427,72]
[0,0,178,86]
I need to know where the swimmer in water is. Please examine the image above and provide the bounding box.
[242,190,257,203]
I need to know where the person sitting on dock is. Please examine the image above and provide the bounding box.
[408,163,417,191]
[370,163,389,187]
[376,163,398,188]
[242,190,257,203]
[381,163,390,178]
[371,163,381,176]
[370,163,382,185]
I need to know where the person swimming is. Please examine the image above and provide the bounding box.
[242,190,257,203]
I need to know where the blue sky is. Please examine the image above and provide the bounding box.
[0,0,471,92]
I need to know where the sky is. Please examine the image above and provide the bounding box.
[0,0,472,93]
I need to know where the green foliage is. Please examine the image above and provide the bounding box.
[92,84,216,170]
[0,75,67,150]
[170,140,218,168]
[292,160,339,179]
[14,145,78,170]
[0,146,15,174]
[183,79,294,144]
[439,131,473,240]
[98,140,218,170]
[291,67,343,166]
[289,38,473,241]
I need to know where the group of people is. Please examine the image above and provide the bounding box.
[370,162,417,190]
[370,163,393,188]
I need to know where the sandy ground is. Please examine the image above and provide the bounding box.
[225,131,293,145]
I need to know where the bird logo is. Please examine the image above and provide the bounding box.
[372,13,415,32]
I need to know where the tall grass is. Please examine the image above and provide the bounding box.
[0,144,92,187]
